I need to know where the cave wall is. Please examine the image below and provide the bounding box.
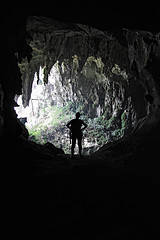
[0,19,32,139]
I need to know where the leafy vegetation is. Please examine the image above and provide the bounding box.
[26,100,129,154]
[27,103,74,152]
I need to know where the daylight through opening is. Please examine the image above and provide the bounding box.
[15,57,139,155]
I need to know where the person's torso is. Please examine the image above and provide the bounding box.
[70,119,83,135]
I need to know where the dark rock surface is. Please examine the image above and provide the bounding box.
[21,158,160,239]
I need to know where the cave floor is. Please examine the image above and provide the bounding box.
[19,154,160,239]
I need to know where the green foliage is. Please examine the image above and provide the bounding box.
[84,109,129,148]
[27,100,127,154]
[27,103,74,148]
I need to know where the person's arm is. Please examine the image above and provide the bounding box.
[66,121,71,130]
[81,121,87,131]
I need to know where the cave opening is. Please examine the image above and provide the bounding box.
[13,16,153,155]
[15,56,143,155]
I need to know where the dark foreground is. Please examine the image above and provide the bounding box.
[15,154,160,239]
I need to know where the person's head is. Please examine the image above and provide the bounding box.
[76,112,81,119]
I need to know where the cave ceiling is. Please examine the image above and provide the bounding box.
[19,16,160,111]
[1,1,159,33]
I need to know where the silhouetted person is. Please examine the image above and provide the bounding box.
[67,112,87,158]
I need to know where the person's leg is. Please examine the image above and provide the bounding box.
[71,136,76,158]
[78,135,82,157]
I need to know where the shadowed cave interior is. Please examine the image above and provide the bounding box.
[1,12,160,239]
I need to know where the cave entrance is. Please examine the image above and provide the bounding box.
[15,17,149,155]
[15,56,139,155]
